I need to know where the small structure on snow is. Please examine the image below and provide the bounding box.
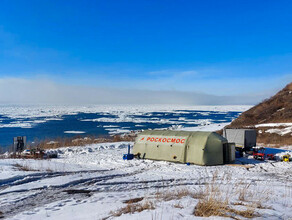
[223,129,256,151]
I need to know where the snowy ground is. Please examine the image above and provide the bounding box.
[0,140,292,220]
[256,123,292,136]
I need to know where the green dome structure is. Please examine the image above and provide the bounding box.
[133,130,235,166]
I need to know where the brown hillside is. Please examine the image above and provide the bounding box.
[224,82,292,145]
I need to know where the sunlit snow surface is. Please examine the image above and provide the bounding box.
[256,123,292,136]
[0,142,291,220]
[0,105,251,147]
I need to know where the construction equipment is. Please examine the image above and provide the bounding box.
[253,147,265,160]
[266,153,275,160]
[282,155,290,162]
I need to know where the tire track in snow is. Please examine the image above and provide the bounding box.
[0,169,110,190]
[0,168,153,218]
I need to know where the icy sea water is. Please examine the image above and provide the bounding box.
[0,109,242,147]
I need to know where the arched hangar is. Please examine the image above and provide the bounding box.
[133,130,235,166]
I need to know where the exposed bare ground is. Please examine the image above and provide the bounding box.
[193,174,260,219]
[257,133,292,146]
[31,133,136,150]
[108,172,270,219]
[220,82,292,145]
[110,200,155,217]
[13,163,39,172]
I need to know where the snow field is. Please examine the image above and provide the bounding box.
[256,123,292,136]
[0,142,291,219]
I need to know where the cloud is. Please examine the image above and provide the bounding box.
[0,77,268,105]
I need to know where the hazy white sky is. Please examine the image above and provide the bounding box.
[0,77,285,105]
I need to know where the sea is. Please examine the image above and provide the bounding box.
[0,105,250,149]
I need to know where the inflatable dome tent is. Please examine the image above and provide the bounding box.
[133,130,235,166]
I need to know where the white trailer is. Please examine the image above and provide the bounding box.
[223,129,256,151]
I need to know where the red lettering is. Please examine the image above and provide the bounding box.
[145,136,186,144]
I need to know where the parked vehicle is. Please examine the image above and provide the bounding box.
[266,153,276,160]
[253,147,265,160]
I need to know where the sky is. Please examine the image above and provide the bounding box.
[0,0,292,105]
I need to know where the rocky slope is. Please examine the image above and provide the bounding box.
[224,82,292,145]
